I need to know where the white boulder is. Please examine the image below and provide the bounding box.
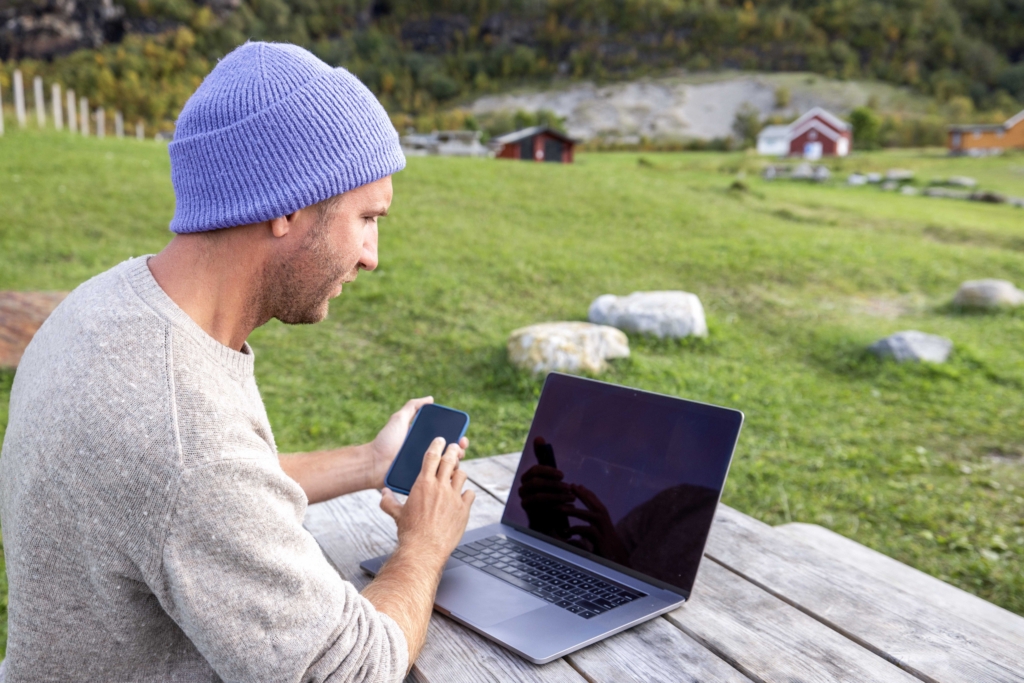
[588,291,708,339]
[847,173,868,186]
[953,279,1024,308]
[869,331,953,363]
[507,322,629,375]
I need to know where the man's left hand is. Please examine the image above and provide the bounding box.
[365,397,469,490]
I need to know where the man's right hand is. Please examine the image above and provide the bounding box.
[380,437,475,565]
[367,438,475,669]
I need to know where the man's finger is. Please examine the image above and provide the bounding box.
[419,437,445,478]
[380,488,403,520]
[458,437,469,451]
[461,489,476,507]
[437,443,461,481]
[398,396,433,419]
[452,468,469,492]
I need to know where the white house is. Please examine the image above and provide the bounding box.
[756,125,791,156]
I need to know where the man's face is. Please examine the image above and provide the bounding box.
[265,175,392,325]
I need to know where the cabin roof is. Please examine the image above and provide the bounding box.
[492,126,575,145]
[789,107,851,132]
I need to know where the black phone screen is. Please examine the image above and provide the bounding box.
[386,405,469,493]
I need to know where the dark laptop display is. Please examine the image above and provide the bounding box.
[502,373,743,596]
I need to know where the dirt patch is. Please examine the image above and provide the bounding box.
[0,291,69,368]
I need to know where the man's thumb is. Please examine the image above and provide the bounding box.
[380,488,402,519]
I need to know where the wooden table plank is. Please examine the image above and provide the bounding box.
[669,562,919,682]
[706,506,1024,683]
[777,522,1024,646]
[462,454,925,683]
[303,484,587,683]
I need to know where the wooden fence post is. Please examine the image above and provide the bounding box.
[66,89,77,133]
[33,76,45,128]
[96,108,105,138]
[115,111,124,138]
[79,97,88,136]
[136,122,144,140]
[13,70,27,128]
[52,83,63,130]
[0,82,5,135]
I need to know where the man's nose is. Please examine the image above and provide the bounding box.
[359,226,379,271]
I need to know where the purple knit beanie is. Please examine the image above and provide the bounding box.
[168,42,405,233]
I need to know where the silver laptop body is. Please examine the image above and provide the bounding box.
[361,372,744,664]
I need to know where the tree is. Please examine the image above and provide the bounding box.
[849,106,881,150]
[731,102,762,148]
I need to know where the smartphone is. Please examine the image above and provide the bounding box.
[384,404,470,495]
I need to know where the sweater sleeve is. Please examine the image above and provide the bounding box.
[156,455,408,683]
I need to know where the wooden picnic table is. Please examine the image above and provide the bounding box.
[304,452,1024,682]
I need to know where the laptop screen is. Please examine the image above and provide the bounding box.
[501,373,743,597]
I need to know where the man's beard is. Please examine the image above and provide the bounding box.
[259,219,347,325]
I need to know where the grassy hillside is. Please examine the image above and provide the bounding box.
[1,130,1023,657]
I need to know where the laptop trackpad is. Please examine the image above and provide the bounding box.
[436,566,547,627]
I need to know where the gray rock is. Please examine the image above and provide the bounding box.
[791,163,814,180]
[589,291,708,339]
[946,176,977,188]
[847,173,868,186]
[886,169,915,182]
[866,173,883,183]
[507,322,629,375]
[869,331,953,363]
[923,187,971,200]
[900,185,919,196]
[881,181,899,191]
[969,190,1007,204]
[953,279,1024,308]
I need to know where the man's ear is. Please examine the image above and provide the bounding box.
[269,211,299,238]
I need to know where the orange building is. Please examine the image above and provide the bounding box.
[948,109,1024,155]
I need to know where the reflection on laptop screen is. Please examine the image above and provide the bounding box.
[501,373,743,596]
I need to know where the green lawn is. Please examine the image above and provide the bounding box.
[1,131,1023,656]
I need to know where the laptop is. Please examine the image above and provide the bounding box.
[360,372,744,664]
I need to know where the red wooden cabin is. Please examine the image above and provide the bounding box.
[491,126,575,163]
[786,107,851,158]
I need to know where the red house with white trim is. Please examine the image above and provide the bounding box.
[786,107,852,158]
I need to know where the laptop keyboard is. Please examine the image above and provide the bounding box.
[451,535,645,619]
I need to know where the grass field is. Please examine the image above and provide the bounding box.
[1,130,1023,655]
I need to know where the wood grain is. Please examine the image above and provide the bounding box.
[777,522,1024,647]
[0,290,67,367]
[707,506,1024,683]
[670,561,919,682]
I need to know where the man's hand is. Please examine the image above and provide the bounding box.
[362,437,476,670]
[366,397,470,490]
[380,437,475,558]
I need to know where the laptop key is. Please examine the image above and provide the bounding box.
[566,605,582,614]
[578,610,596,619]
[575,600,605,614]
[481,566,537,593]
[594,598,615,609]
[556,600,573,608]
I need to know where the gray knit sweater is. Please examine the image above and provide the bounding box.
[0,257,408,682]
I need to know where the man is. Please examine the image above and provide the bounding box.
[0,42,475,681]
